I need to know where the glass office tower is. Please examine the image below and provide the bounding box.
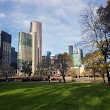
[18,32,32,70]
[0,30,11,66]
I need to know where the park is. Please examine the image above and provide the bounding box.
[0,82,110,110]
[1,0,110,110]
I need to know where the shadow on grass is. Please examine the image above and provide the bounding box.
[0,82,110,110]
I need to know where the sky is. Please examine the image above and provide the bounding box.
[0,0,106,55]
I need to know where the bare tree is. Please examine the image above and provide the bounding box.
[80,1,110,85]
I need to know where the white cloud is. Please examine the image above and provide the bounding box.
[0,13,6,18]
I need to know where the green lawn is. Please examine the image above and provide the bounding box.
[0,82,110,110]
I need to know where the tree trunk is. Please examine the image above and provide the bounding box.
[62,76,65,83]
[29,76,31,82]
[48,75,50,82]
[29,73,31,82]
[107,70,110,86]
[6,75,8,82]
[108,77,110,86]
[93,74,95,82]
[102,73,105,83]
[93,69,95,82]
[104,55,110,86]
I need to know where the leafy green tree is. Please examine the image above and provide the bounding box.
[35,68,45,75]
[21,61,32,80]
[57,52,72,82]
[58,52,72,70]
[67,68,77,78]
[83,50,106,82]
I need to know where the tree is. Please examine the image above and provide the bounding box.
[0,53,10,81]
[35,68,45,75]
[0,63,11,82]
[57,52,72,82]
[80,1,110,85]
[21,61,32,81]
[83,50,106,82]
[66,68,77,79]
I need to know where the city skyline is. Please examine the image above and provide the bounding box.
[0,0,106,55]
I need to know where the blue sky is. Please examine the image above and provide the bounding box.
[0,0,106,55]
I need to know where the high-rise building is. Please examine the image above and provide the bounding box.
[46,51,51,68]
[11,47,17,69]
[30,21,42,68]
[18,32,32,70]
[72,49,83,67]
[18,21,42,74]
[47,51,51,58]
[0,30,11,66]
[68,45,73,56]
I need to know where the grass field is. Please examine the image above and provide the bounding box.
[0,82,110,110]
